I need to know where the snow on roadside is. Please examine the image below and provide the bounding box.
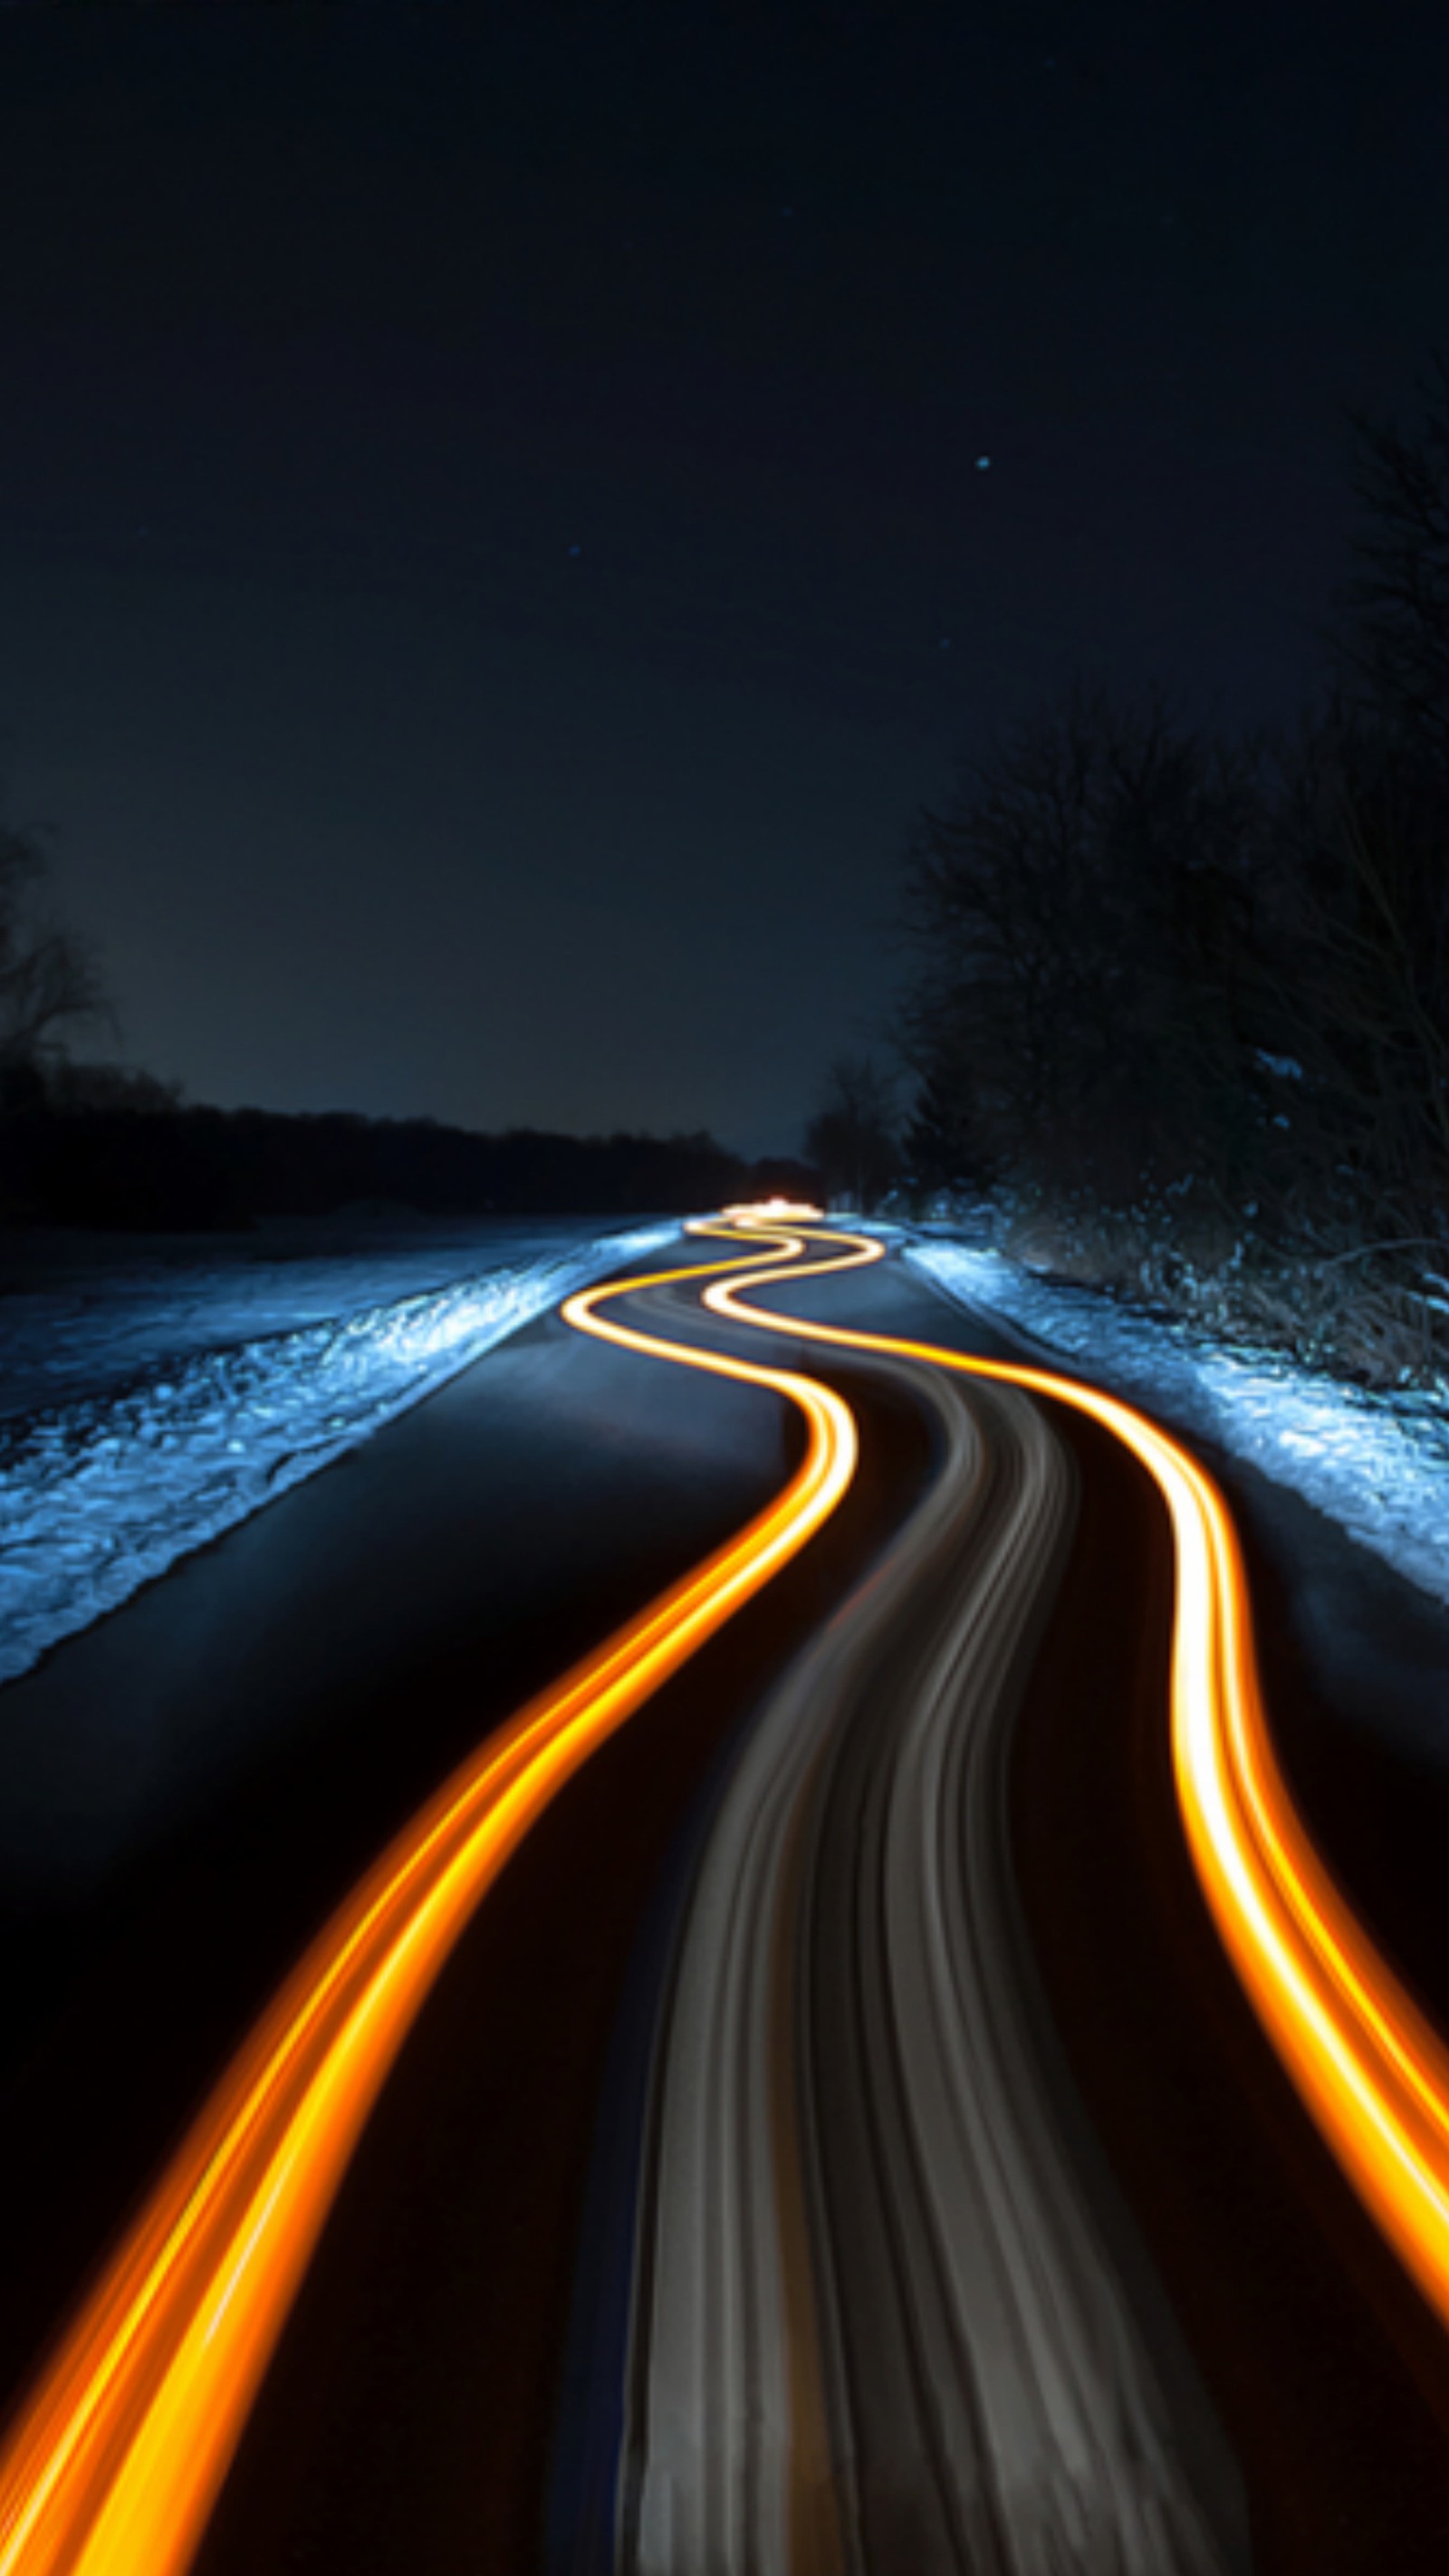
[906,1235,1449,1610]
[0,1224,678,1687]
[0,1218,616,1419]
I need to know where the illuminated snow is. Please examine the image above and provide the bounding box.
[907,1235,1449,1609]
[0,1223,677,1687]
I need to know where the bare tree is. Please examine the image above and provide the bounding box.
[46,1060,182,1116]
[896,690,1267,1210]
[1297,361,1449,1233]
[805,1053,899,1209]
[0,824,110,1102]
[878,370,1449,1371]
[1257,708,1449,1235]
[1339,354,1449,771]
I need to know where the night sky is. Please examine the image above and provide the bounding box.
[1,4,1446,1154]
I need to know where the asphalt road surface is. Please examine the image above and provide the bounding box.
[3,1220,1449,2575]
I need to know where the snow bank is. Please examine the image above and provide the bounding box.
[0,1224,677,1687]
[907,1236,1449,1610]
[0,1217,622,1420]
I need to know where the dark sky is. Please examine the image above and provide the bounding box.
[1,3,1446,1153]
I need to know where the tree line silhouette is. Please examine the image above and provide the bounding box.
[882,358,1449,1380]
[0,1094,811,1230]
[0,811,811,1227]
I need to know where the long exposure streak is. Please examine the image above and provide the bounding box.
[706,1215,1449,2343]
[0,1227,876,2576]
[5,1209,1447,2576]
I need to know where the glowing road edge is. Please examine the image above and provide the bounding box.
[4,1208,1448,2576]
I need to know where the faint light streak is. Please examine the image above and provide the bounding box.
[707,1216,1449,2340]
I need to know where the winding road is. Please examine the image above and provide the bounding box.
[2,1214,1449,2573]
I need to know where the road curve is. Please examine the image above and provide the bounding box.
[579,1316,1241,2574]
[0,1229,872,2576]
[705,1222,1449,2351]
[5,1214,1449,2574]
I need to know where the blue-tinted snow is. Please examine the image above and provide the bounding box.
[0,1216,648,1419]
[0,1221,678,1687]
[907,1236,1449,1610]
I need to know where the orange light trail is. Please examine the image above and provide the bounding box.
[705,1214,1449,2340]
[7,1208,1447,2576]
[0,1225,879,2576]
